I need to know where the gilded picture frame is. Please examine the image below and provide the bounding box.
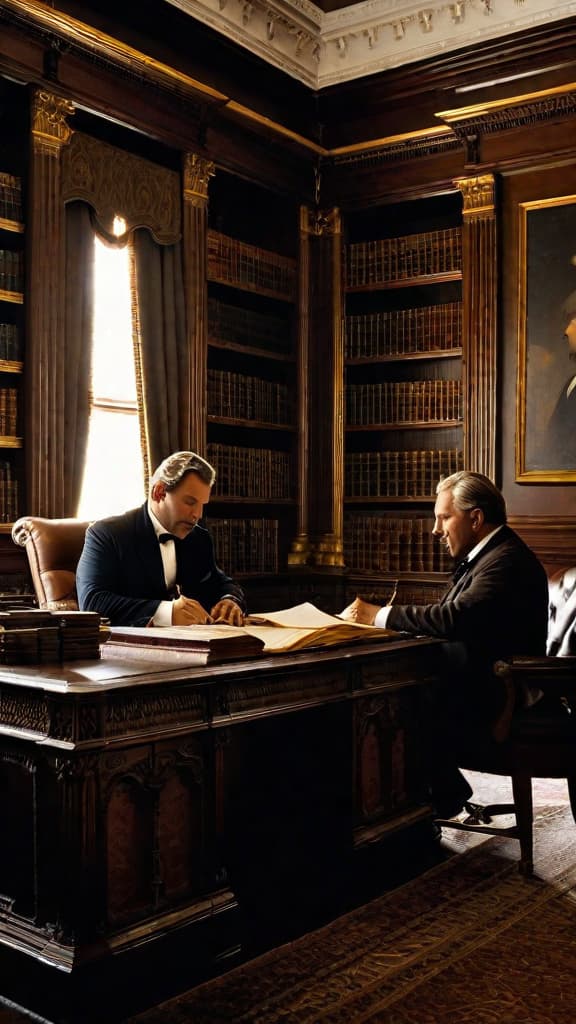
[516,195,576,482]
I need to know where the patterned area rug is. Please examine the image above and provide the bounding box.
[127,778,576,1024]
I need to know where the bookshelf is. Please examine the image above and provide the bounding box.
[0,171,24,528]
[206,171,298,579]
[343,193,464,601]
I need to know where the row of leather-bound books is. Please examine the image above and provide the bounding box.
[208,297,291,354]
[345,228,462,288]
[0,387,18,435]
[344,513,453,573]
[0,460,19,523]
[345,448,464,498]
[0,250,23,293]
[207,229,297,300]
[208,517,279,575]
[207,442,292,500]
[345,301,462,359]
[0,173,22,224]
[346,380,462,425]
[208,368,293,425]
[0,324,21,362]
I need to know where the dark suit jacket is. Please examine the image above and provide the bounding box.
[76,503,246,627]
[387,525,549,719]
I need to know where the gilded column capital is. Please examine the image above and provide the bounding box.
[183,153,215,207]
[31,90,74,156]
[300,205,341,237]
[454,174,495,219]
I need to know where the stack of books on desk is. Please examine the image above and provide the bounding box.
[104,624,266,665]
[58,611,104,661]
[0,608,104,664]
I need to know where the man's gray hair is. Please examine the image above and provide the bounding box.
[436,470,507,526]
[150,451,216,491]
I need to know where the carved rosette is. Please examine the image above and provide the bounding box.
[31,90,74,157]
[183,153,215,209]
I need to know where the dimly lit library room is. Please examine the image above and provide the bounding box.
[1,1,576,1021]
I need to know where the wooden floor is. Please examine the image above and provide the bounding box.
[0,771,571,1024]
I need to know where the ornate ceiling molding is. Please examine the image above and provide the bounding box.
[165,0,576,88]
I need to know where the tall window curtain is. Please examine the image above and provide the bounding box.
[64,200,94,515]
[131,227,189,482]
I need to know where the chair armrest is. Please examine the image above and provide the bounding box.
[493,657,576,740]
[494,656,576,692]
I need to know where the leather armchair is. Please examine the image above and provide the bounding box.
[437,565,576,876]
[11,516,90,611]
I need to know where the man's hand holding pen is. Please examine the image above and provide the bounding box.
[340,596,381,625]
[210,598,245,626]
[171,586,245,627]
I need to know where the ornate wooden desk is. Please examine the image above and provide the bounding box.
[0,637,439,1015]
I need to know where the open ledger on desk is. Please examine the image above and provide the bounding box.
[102,602,400,663]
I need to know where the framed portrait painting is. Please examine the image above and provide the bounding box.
[516,195,576,482]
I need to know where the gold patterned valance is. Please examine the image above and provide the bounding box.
[61,132,181,245]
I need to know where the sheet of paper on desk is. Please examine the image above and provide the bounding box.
[243,602,399,651]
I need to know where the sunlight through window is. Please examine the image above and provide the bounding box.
[77,218,145,519]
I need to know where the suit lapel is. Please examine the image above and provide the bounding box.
[134,503,166,590]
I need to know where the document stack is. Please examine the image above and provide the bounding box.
[0,609,104,664]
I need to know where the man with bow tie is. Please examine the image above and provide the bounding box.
[340,470,549,816]
[76,450,246,627]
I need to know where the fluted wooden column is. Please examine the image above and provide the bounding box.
[454,174,497,479]
[182,153,215,456]
[298,206,344,568]
[288,206,312,566]
[27,89,74,516]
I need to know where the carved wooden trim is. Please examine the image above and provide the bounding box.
[182,153,214,453]
[328,127,459,168]
[27,88,74,515]
[31,90,74,157]
[437,84,576,139]
[454,174,497,479]
[303,205,345,567]
[289,205,312,565]
[183,153,215,208]
[62,132,181,244]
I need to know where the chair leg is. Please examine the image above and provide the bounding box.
[511,773,533,876]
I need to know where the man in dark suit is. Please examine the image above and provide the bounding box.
[76,450,246,627]
[340,470,549,816]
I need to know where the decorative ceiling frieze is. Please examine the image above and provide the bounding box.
[165,0,576,88]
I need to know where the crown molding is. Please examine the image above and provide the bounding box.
[165,0,576,89]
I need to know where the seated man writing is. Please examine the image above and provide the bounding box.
[76,450,245,627]
[340,470,549,817]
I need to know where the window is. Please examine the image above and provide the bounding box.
[77,217,145,519]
